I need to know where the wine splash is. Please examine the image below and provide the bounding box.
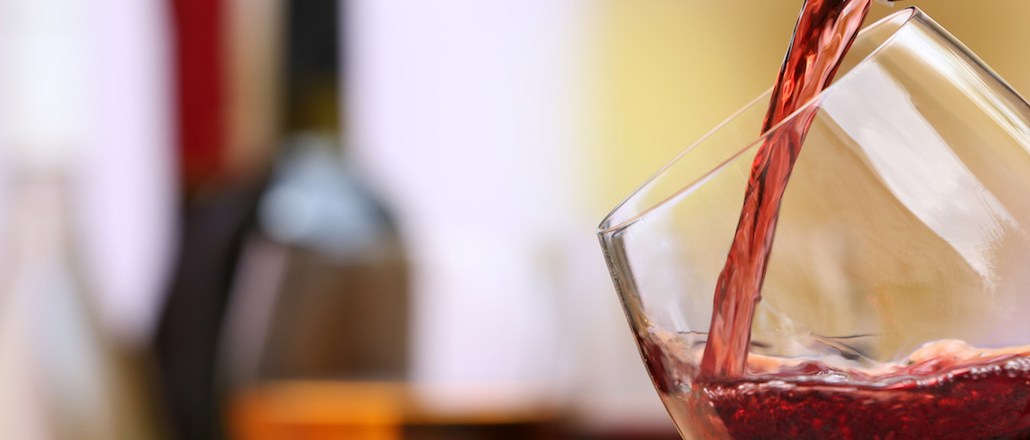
[700,0,875,378]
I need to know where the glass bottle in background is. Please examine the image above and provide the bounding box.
[154,0,272,437]
[0,169,163,440]
[219,0,411,437]
[222,135,411,438]
[251,135,410,381]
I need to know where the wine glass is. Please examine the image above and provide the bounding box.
[599,8,1030,439]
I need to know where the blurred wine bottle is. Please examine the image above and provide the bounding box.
[0,168,164,439]
[154,0,255,437]
[219,0,412,438]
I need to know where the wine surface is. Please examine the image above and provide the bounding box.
[690,355,1030,440]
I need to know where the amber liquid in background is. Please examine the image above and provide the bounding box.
[229,382,406,440]
[674,1,1030,438]
[229,381,565,440]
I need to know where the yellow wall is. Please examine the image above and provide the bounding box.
[592,1,1030,216]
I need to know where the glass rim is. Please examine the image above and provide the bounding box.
[597,6,923,237]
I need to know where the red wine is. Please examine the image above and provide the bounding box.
[701,0,874,378]
[690,356,1030,440]
[642,326,1030,438]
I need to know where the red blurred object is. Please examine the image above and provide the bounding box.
[170,0,226,190]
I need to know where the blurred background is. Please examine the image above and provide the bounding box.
[0,0,1027,439]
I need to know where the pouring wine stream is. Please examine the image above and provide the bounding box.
[700,0,878,378]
